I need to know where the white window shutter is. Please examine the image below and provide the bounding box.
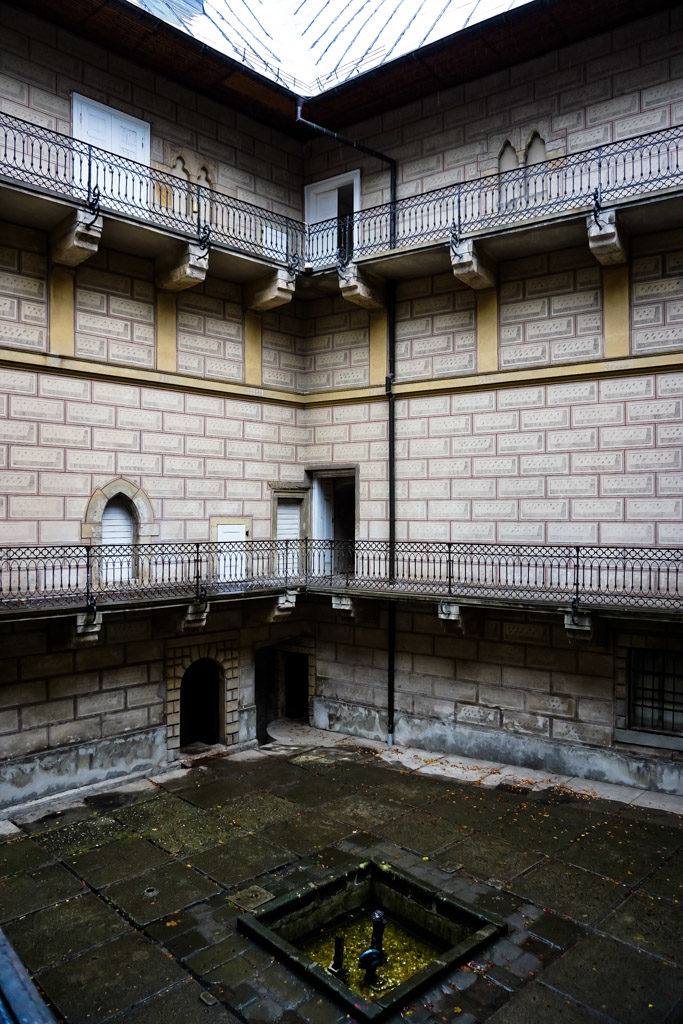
[101,498,134,583]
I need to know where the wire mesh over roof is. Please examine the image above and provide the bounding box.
[124,0,535,95]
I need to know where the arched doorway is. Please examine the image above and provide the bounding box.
[179,658,222,748]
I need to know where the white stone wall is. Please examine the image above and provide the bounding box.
[499,249,603,369]
[395,276,476,381]
[306,9,683,209]
[75,251,156,369]
[0,367,304,544]
[0,228,47,355]
[631,234,683,356]
[0,6,303,219]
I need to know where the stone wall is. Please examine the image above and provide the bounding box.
[0,366,302,544]
[0,5,303,219]
[312,598,682,793]
[0,226,48,355]
[0,613,166,806]
[306,9,683,207]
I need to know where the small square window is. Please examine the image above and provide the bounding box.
[628,649,683,735]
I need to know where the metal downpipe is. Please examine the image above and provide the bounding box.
[386,280,396,746]
[295,99,397,245]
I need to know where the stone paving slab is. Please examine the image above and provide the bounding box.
[638,852,683,902]
[0,862,85,924]
[436,832,543,882]
[36,930,187,1024]
[509,860,627,925]
[0,837,56,878]
[115,978,240,1023]
[67,835,170,888]
[599,890,682,963]
[539,934,683,1023]
[3,891,129,972]
[35,814,126,858]
[190,833,292,887]
[112,793,235,854]
[217,792,301,829]
[261,810,353,855]
[102,860,222,926]
[486,980,601,1022]
[376,807,473,854]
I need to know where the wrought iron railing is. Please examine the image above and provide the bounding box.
[0,112,304,264]
[1,112,682,270]
[0,541,680,615]
[302,126,683,266]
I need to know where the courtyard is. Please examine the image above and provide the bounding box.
[0,724,681,1024]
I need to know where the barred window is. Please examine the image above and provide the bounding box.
[629,650,683,734]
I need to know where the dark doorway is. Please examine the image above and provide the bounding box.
[179,658,221,748]
[255,646,278,745]
[284,652,309,721]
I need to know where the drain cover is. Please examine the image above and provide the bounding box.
[232,884,275,910]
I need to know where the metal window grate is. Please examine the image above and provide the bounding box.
[629,650,683,734]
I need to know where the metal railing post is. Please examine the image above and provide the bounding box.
[448,541,453,596]
[85,545,93,611]
[194,542,201,602]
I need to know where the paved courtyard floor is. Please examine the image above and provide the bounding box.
[0,725,681,1024]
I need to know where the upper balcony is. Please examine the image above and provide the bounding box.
[1,112,682,288]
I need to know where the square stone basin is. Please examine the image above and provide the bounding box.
[237,860,506,1020]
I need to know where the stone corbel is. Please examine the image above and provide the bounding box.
[451,240,496,290]
[51,209,103,266]
[563,608,593,644]
[244,268,295,311]
[587,209,628,265]
[338,264,386,310]
[267,590,297,622]
[437,601,478,636]
[73,608,103,644]
[155,242,208,291]
[182,598,209,632]
[331,594,355,619]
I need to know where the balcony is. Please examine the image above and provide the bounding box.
[1,112,682,279]
[0,540,680,620]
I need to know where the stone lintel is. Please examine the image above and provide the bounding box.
[587,209,628,265]
[51,210,103,267]
[156,243,209,291]
[451,240,497,290]
[339,264,386,310]
[245,268,295,311]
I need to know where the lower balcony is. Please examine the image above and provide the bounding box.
[0,540,680,620]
